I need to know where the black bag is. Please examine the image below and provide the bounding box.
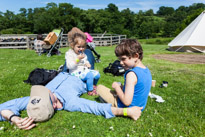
[24,68,59,86]
[103,60,125,76]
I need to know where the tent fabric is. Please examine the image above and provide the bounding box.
[168,11,205,53]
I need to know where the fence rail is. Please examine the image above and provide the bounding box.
[0,34,126,49]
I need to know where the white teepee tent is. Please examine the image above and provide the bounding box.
[168,11,205,53]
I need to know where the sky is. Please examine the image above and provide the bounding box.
[0,0,204,14]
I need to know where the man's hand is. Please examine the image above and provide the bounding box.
[1,110,36,130]
[12,116,36,130]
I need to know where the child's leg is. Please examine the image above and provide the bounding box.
[97,85,118,107]
[93,72,100,85]
[81,72,94,91]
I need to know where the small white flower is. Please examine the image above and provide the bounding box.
[72,125,75,129]
[109,126,114,130]
[173,129,176,132]
[149,132,153,137]
[127,134,130,137]
[0,127,4,130]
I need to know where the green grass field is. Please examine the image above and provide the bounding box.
[0,44,204,136]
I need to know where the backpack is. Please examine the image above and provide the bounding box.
[24,68,59,86]
[103,60,125,76]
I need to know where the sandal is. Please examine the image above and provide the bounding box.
[93,85,97,89]
[92,88,98,95]
[87,88,99,96]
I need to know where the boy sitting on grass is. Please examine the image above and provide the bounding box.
[97,39,152,113]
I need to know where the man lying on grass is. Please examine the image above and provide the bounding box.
[0,72,143,130]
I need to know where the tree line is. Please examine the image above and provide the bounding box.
[0,3,204,39]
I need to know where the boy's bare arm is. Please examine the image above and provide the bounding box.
[113,72,137,106]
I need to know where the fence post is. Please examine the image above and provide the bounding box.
[118,35,121,44]
[110,35,112,46]
[26,36,29,49]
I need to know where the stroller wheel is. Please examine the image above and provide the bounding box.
[47,53,51,57]
[56,51,61,56]
[95,59,101,63]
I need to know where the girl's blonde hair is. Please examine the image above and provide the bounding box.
[67,27,87,48]
[70,33,86,48]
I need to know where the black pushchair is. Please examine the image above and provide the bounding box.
[84,32,101,63]
[86,43,101,63]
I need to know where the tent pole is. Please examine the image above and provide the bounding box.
[175,45,184,52]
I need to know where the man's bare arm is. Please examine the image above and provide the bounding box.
[1,110,36,130]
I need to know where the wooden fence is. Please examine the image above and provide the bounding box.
[0,34,126,49]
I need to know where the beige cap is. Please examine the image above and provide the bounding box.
[27,85,54,122]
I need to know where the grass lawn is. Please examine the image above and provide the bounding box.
[0,44,204,136]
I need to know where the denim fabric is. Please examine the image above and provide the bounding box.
[81,72,100,91]
[0,73,114,121]
[84,49,95,70]
[0,97,29,121]
[45,72,114,118]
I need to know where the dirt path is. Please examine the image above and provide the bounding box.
[152,54,205,64]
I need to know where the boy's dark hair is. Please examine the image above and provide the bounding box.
[115,39,143,60]
[37,34,44,40]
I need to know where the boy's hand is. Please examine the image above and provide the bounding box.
[112,82,121,90]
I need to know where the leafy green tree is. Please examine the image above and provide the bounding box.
[58,3,83,33]
[33,3,59,33]
[105,3,118,13]
[27,8,34,32]
[13,8,30,33]
[0,2,204,38]
[120,8,136,37]
[3,10,15,28]
[144,9,154,16]
[105,3,124,34]
[157,6,175,16]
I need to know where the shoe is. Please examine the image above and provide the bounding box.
[93,85,97,90]
[99,96,106,103]
[87,88,99,96]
